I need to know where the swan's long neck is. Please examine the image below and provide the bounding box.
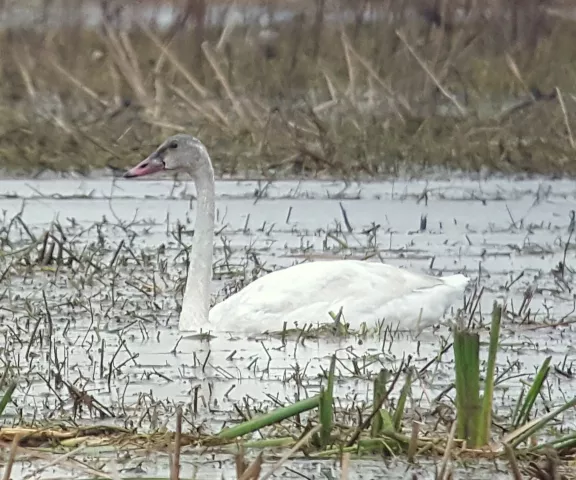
[179,164,215,331]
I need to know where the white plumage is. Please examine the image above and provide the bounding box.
[124,134,470,335]
[209,259,469,333]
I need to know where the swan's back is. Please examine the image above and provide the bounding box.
[208,260,469,333]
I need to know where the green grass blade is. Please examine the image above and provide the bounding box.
[530,431,576,452]
[319,354,336,448]
[218,395,321,440]
[513,356,551,428]
[392,368,413,432]
[0,380,16,417]
[370,369,388,437]
[477,302,502,446]
[453,327,481,446]
[506,396,576,449]
[510,385,526,427]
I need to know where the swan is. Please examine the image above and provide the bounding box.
[123,134,470,334]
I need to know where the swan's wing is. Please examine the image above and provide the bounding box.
[209,260,466,332]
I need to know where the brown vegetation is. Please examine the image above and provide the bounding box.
[1,0,576,177]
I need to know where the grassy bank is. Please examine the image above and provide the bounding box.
[1,0,576,177]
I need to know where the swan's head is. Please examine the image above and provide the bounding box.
[123,134,211,179]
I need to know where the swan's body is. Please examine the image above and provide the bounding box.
[124,134,470,334]
[209,260,468,333]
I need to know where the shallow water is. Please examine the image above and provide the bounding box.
[1,1,378,30]
[0,176,575,479]
[5,453,515,480]
[0,1,514,32]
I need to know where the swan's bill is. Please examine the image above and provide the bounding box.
[123,154,165,178]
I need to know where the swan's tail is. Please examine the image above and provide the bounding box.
[442,274,470,290]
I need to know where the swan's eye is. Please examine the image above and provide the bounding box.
[169,141,178,149]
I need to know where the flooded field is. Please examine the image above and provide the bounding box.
[1,175,575,479]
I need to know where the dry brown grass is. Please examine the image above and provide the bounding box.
[1,0,576,178]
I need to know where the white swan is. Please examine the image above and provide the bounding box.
[124,134,470,334]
